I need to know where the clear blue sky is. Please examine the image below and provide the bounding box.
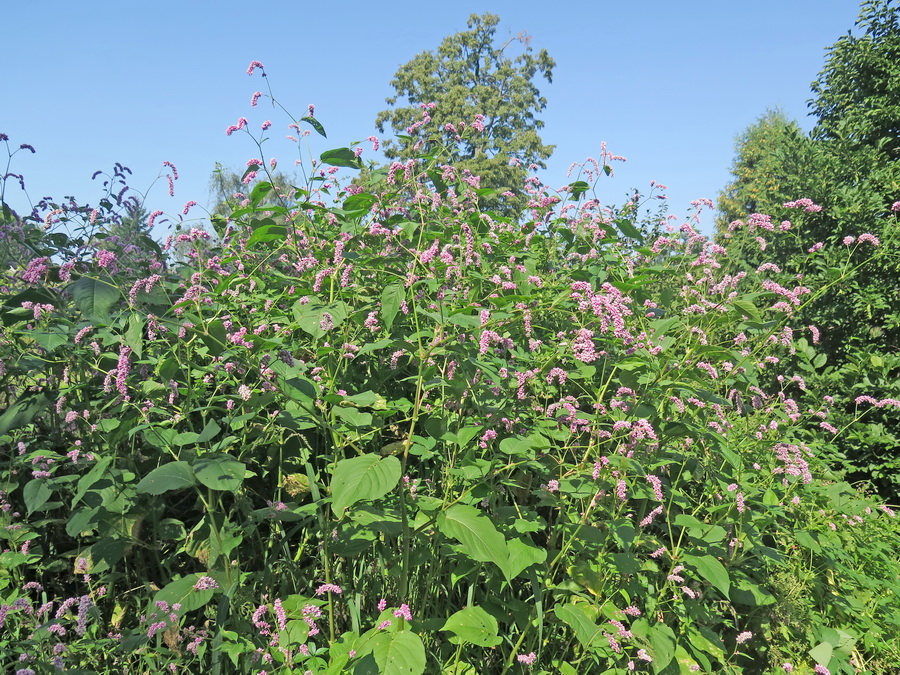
[2,0,862,235]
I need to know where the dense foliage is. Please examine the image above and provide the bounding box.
[1,62,899,675]
[716,0,900,498]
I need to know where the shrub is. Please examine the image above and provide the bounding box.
[1,67,898,674]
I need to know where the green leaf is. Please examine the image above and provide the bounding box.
[153,573,220,614]
[125,315,144,358]
[30,328,68,352]
[343,193,377,213]
[301,116,327,137]
[554,603,602,647]
[73,455,114,505]
[0,393,49,435]
[568,180,590,201]
[437,505,511,580]
[247,223,288,248]
[193,454,246,492]
[380,283,404,332]
[173,431,200,447]
[250,180,274,206]
[648,623,676,673]
[70,275,121,319]
[196,419,223,444]
[794,530,821,553]
[370,630,426,675]
[66,506,101,537]
[731,299,761,321]
[320,148,362,170]
[331,454,402,517]
[809,641,833,666]
[614,217,644,243]
[689,625,725,661]
[136,461,197,495]
[506,537,547,579]
[683,554,730,597]
[498,435,536,458]
[442,605,501,647]
[23,479,52,514]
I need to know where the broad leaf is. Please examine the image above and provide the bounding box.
[437,504,511,580]
[442,605,501,647]
[153,573,220,614]
[136,461,197,495]
[193,454,246,492]
[23,479,52,514]
[70,275,120,319]
[369,630,426,675]
[380,283,404,332]
[320,147,362,170]
[301,115,327,137]
[331,454,401,517]
[554,603,601,647]
[683,554,730,597]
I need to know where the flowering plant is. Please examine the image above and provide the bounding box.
[1,66,898,674]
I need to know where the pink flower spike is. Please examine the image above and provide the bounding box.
[251,91,262,106]
[393,604,412,621]
[857,233,880,246]
[247,60,265,75]
[193,576,219,590]
[517,652,537,665]
[315,583,343,596]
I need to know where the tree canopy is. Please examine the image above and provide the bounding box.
[715,0,900,497]
[374,13,555,214]
[810,0,900,156]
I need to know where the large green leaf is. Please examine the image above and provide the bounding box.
[506,537,547,579]
[370,630,426,675]
[442,606,501,647]
[554,603,602,647]
[320,147,362,170]
[193,454,246,492]
[648,623,676,673]
[331,454,401,517]
[437,504,511,580]
[136,461,197,495]
[301,115,327,138]
[683,553,730,597]
[153,573,220,614]
[69,275,121,319]
[23,479,52,514]
[125,314,144,358]
[0,393,49,435]
[30,328,68,352]
[380,283,404,332]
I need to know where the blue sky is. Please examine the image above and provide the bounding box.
[3,0,861,235]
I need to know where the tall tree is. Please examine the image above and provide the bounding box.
[809,0,900,157]
[715,109,817,231]
[714,0,900,497]
[374,13,555,215]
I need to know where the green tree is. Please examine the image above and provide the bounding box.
[374,13,555,215]
[715,0,900,497]
[715,109,818,232]
[810,0,900,157]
